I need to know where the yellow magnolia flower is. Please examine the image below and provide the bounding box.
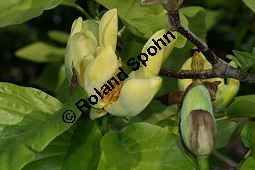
[65,9,177,118]
[178,52,240,111]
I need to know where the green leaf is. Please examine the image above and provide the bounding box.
[37,64,65,93]
[241,122,255,156]
[98,122,196,170]
[118,29,145,69]
[136,100,177,124]
[180,7,207,41]
[227,50,255,72]
[23,119,102,170]
[47,30,69,44]
[22,129,74,170]
[240,157,255,170]
[227,95,255,118]
[242,0,255,13]
[96,0,188,47]
[96,0,166,39]
[215,120,238,149]
[96,0,190,49]
[0,83,85,169]
[15,42,65,63]
[56,79,72,103]
[0,0,64,28]
[62,119,102,170]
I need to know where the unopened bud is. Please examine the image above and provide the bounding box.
[180,83,216,157]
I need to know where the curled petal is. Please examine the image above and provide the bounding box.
[104,77,162,117]
[70,17,83,37]
[99,8,118,51]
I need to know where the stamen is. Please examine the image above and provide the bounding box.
[100,59,123,107]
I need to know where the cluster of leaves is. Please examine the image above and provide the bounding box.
[0,0,255,169]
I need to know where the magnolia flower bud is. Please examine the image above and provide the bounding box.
[180,83,216,157]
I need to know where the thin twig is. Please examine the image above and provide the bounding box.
[159,69,216,79]
[159,68,255,85]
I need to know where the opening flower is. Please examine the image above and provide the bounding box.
[65,9,177,118]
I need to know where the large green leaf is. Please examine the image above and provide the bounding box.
[118,29,145,71]
[242,0,255,13]
[0,83,85,170]
[0,0,64,28]
[96,0,188,47]
[227,95,255,118]
[56,79,72,103]
[215,120,238,149]
[62,119,102,170]
[98,122,196,170]
[15,42,65,63]
[96,0,166,39]
[22,119,102,170]
[180,7,206,41]
[22,129,74,170]
[241,122,255,157]
[135,100,177,124]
